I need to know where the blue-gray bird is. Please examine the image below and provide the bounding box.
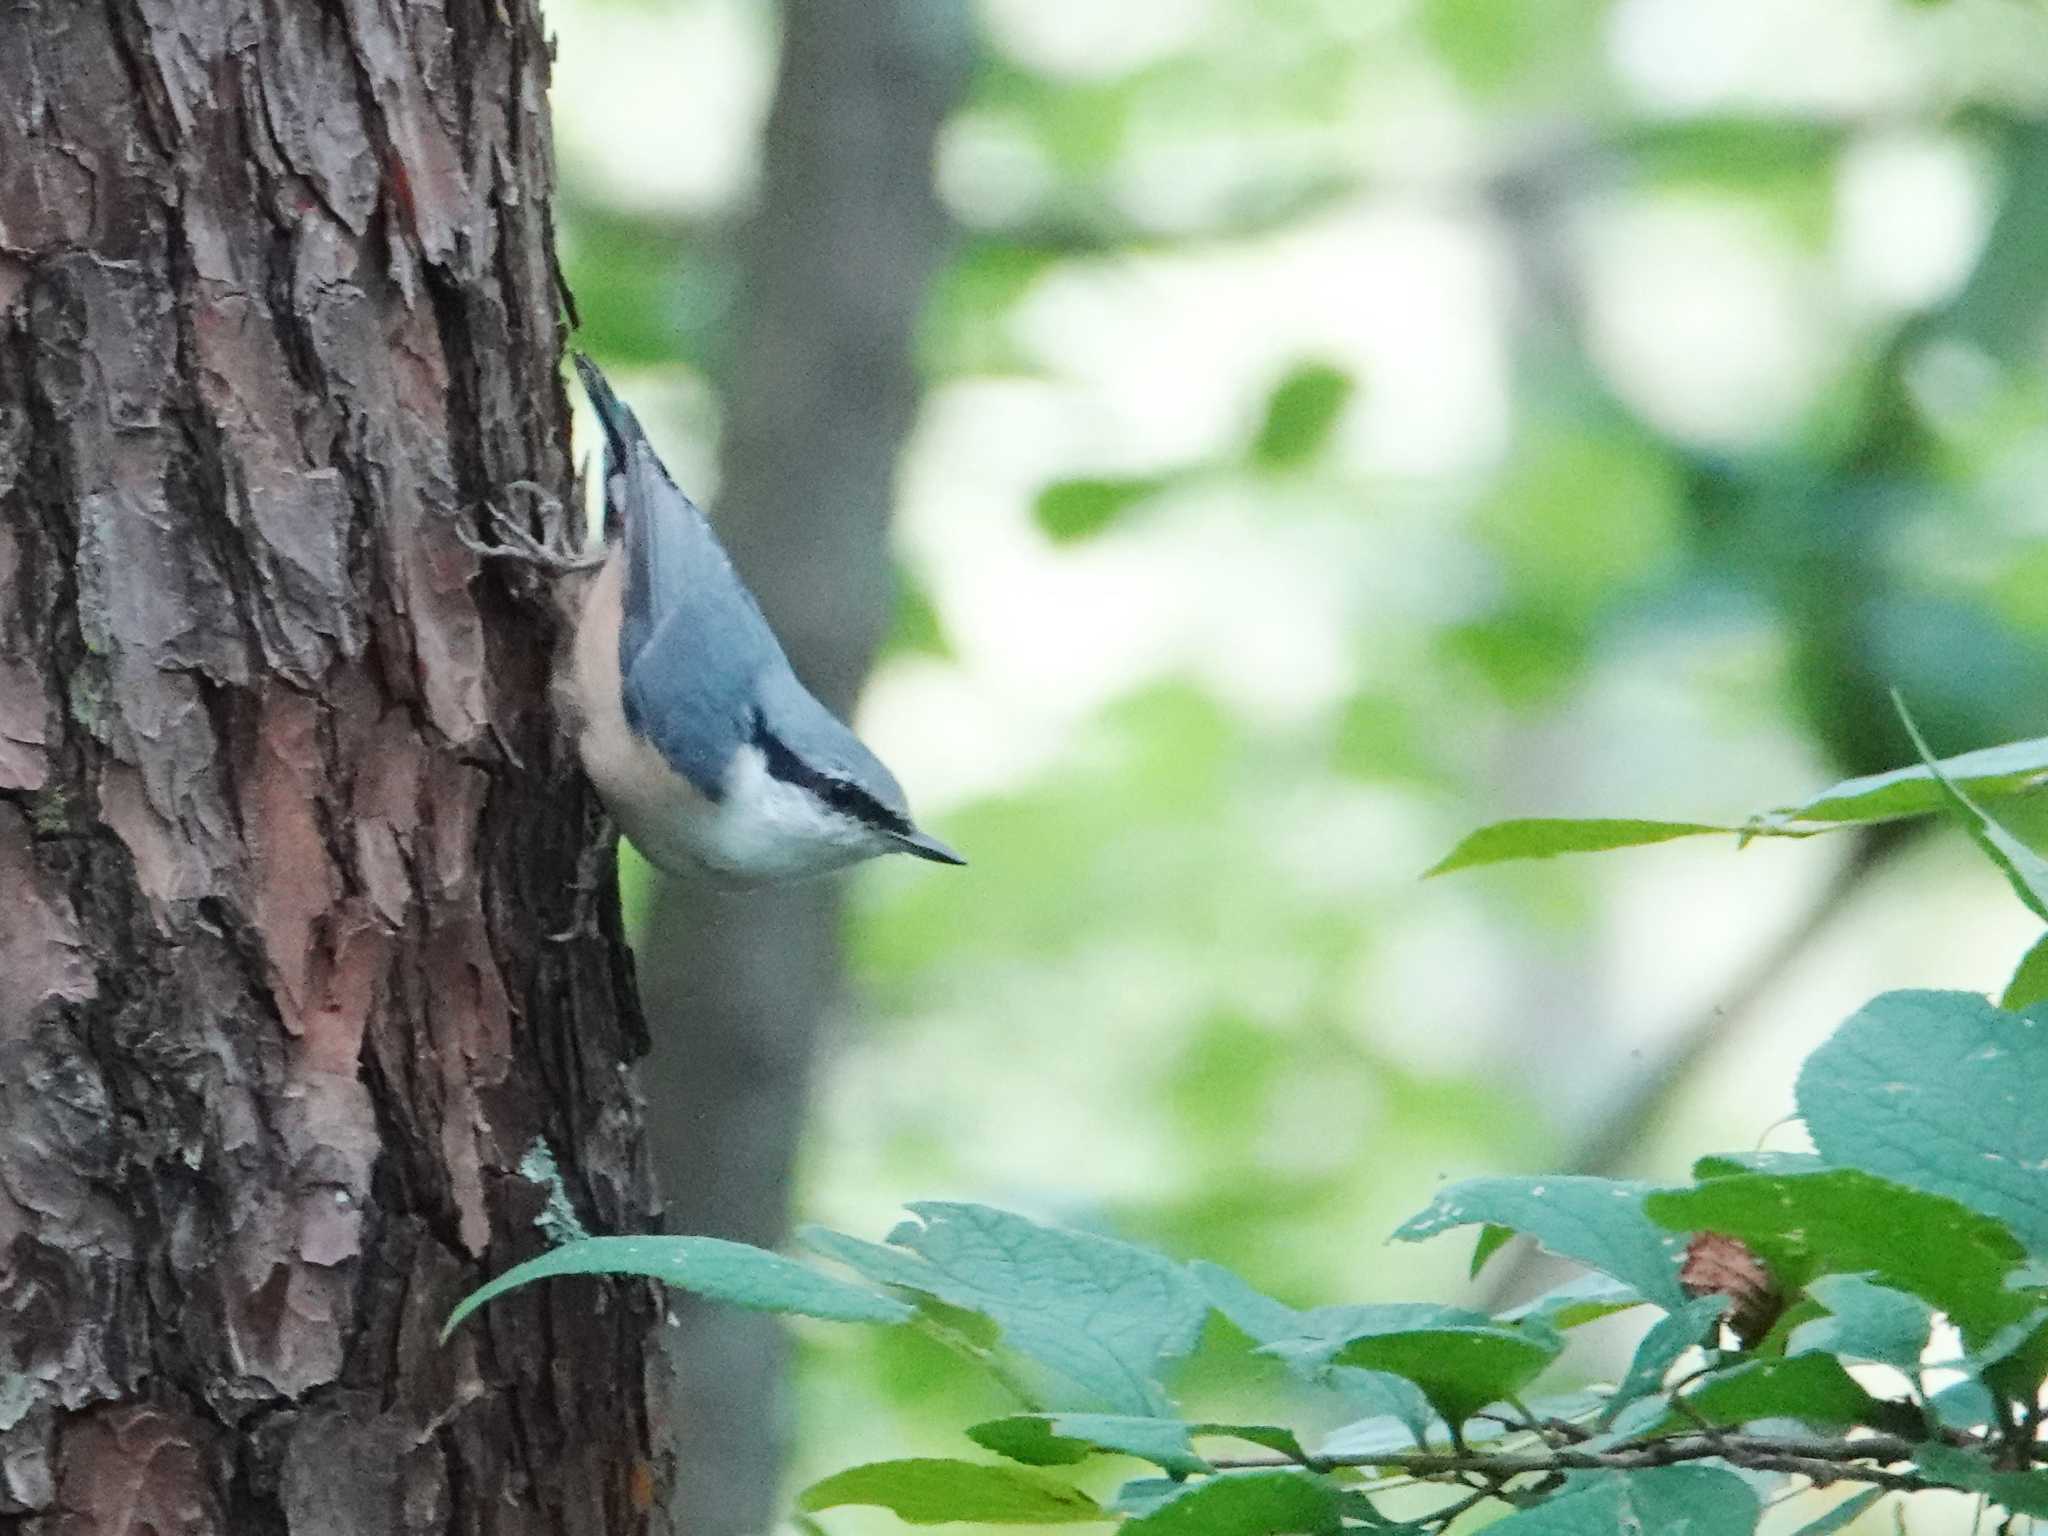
[474,356,964,884]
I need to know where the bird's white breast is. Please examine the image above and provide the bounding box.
[559,552,885,883]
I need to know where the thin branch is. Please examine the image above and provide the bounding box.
[1206,1429,1962,1496]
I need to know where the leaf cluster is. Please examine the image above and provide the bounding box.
[449,729,2048,1531]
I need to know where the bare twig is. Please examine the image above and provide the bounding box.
[1206,1428,1963,1496]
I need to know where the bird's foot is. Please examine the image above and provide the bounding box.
[545,837,611,941]
[460,479,606,575]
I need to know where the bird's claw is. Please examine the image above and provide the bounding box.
[462,479,606,575]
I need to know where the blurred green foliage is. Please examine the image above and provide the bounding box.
[556,0,2048,1516]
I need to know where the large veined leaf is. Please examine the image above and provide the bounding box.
[442,1234,912,1338]
[1394,1176,1689,1309]
[1646,1169,2029,1348]
[1798,990,2048,1256]
[801,1203,1207,1415]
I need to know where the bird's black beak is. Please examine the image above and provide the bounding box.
[894,828,967,866]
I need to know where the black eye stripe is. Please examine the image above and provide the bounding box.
[752,717,912,836]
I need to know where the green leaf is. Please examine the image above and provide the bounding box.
[1034,476,1170,543]
[1929,1377,1997,1431]
[1425,819,1738,877]
[1487,1466,1760,1534]
[968,1415,1210,1477]
[1784,1488,1884,1536]
[1756,735,2048,831]
[1319,1390,1603,1460]
[1119,1469,1342,1536]
[441,1234,912,1339]
[1692,1150,1825,1180]
[964,1415,1303,1479]
[1680,1352,1900,1429]
[1603,1295,1728,1423]
[1786,1275,1932,1371]
[1332,1325,1562,1430]
[1797,990,2048,1256]
[801,1204,1207,1415]
[1914,1442,2048,1515]
[2003,931,2048,1011]
[1469,1223,1516,1278]
[1895,695,2048,920]
[1249,362,1354,470]
[1645,1169,2029,1348]
[1498,1271,1646,1331]
[1394,1176,1689,1310]
[795,1459,1105,1524]
[1192,1262,1441,1441]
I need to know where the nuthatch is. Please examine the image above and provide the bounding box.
[469,356,964,884]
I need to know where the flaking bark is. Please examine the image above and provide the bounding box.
[0,3,660,1531]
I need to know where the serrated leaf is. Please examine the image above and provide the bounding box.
[1250,361,1354,469]
[1787,1275,1932,1371]
[1756,735,2048,831]
[1798,990,2048,1256]
[1603,1295,1727,1424]
[1425,818,1737,876]
[1333,1325,1562,1429]
[1646,1169,2029,1349]
[1486,1466,1760,1534]
[1784,1488,1884,1536]
[1895,697,2048,920]
[1034,475,1170,543]
[1119,1469,1342,1536]
[1680,1352,1900,1430]
[2004,931,2048,1011]
[1914,1442,2048,1515]
[441,1234,912,1339]
[1395,1176,1688,1310]
[801,1204,1206,1415]
[795,1459,1104,1523]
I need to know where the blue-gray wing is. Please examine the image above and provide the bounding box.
[613,450,784,798]
[576,354,784,798]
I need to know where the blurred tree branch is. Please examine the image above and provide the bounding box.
[628,4,972,1532]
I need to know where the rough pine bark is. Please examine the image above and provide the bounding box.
[0,4,661,1533]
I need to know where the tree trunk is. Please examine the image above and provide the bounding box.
[0,4,660,1533]
[633,2,970,1530]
